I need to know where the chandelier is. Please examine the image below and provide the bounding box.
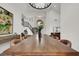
[29,3,51,10]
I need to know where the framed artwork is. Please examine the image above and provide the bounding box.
[0,6,13,34]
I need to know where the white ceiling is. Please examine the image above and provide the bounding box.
[1,3,61,13]
[51,3,60,13]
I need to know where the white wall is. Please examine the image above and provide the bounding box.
[45,9,60,35]
[22,3,60,35]
[0,3,25,34]
[61,3,79,51]
[0,3,60,35]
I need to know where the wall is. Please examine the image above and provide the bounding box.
[0,3,60,35]
[61,3,79,51]
[22,3,60,35]
[0,3,24,34]
[45,9,60,34]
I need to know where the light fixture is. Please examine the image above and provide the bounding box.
[29,3,51,10]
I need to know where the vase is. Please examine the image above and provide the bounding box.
[36,29,42,47]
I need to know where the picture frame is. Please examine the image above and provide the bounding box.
[0,6,13,35]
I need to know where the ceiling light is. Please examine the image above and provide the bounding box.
[29,3,51,10]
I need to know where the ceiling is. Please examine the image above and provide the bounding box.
[1,3,61,14]
[51,3,61,13]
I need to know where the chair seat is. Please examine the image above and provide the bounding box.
[60,39,72,47]
[10,39,21,47]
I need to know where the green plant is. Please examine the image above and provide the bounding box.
[37,20,44,31]
[0,21,11,32]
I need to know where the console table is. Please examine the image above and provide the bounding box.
[0,35,15,44]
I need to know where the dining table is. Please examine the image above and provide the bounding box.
[2,34,79,56]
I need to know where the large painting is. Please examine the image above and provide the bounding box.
[0,6,13,34]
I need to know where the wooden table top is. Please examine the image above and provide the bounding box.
[3,34,79,56]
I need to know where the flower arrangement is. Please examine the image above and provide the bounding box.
[36,19,44,44]
[37,20,44,31]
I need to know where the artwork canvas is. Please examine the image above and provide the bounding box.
[0,6,13,34]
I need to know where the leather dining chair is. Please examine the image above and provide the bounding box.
[10,38,21,47]
[50,33,60,40]
[10,35,31,47]
[60,39,72,48]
